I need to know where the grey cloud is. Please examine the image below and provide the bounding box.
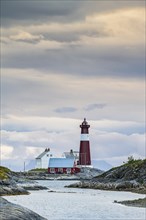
[1,1,144,27]
[37,22,109,43]
[2,42,145,78]
[10,39,41,44]
[1,1,83,27]
[1,1,145,79]
[54,107,78,113]
[85,103,107,111]
[9,33,44,44]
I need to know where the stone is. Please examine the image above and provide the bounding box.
[0,197,47,220]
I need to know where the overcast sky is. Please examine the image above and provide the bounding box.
[1,0,145,171]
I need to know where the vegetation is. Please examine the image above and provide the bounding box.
[124,157,146,168]
[28,168,48,172]
[94,158,146,181]
[0,166,11,180]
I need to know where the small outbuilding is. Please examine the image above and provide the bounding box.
[48,158,80,174]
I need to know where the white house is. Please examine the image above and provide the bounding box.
[35,148,53,169]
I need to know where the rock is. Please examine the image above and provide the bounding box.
[75,167,103,180]
[0,185,29,196]
[0,167,48,196]
[115,197,146,208]
[115,181,135,190]
[23,185,48,191]
[66,159,146,194]
[0,197,47,220]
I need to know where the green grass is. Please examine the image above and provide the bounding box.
[0,166,11,180]
[28,168,48,172]
[94,158,146,179]
[112,158,146,170]
[123,158,146,168]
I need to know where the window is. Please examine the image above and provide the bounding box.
[50,168,54,173]
[58,168,63,173]
[67,168,71,173]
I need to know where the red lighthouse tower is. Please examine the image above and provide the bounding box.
[79,118,91,166]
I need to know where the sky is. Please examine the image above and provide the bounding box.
[1,0,145,171]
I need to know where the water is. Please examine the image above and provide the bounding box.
[4,180,146,220]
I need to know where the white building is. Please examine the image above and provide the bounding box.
[35,148,53,169]
[63,149,79,166]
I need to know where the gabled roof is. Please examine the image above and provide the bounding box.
[36,151,47,159]
[49,158,75,168]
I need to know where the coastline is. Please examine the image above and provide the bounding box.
[66,180,146,208]
[1,178,145,220]
[0,197,47,220]
[0,160,146,219]
[114,197,146,208]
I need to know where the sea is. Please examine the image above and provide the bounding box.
[3,180,146,220]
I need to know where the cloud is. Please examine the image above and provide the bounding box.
[54,107,78,113]
[1,127,145,170]
[84,103,107,111]
[1,115,145,170]
[1,69,145,122]
[1,6,145,78]
[10,31,44,43]
[1,1,144,27]
[1,145,14,160]
[91,120,145,135]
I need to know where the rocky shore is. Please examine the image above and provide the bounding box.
[67,159,146,208]
[0,177,48,196]
[0,167,48,196]
[0,166,48,219]
[114,197,146,208]
[0,197,47,220]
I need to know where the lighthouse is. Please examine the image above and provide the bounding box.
[79,118,91,166]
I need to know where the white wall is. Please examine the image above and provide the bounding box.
[35,151,53,169]
[35,158,42,169]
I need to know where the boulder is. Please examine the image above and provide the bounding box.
[0,197,47,220]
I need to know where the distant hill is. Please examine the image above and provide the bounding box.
[92,159,112,171]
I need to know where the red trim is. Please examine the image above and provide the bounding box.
[48,167,80,174]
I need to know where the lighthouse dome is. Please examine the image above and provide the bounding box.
[82,118,88,125]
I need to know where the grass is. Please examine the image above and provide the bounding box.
[94,158,146,179]
[117,158,146,168]
[0,166,11,180]
[28,168,48,172]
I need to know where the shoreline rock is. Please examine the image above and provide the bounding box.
[0,180,29,196]
[0,197,47,220]
[114,197,146,208]
[66,159,146,208]
[67,159,146,194]
[0,179,48,196]
[66,180,146,194]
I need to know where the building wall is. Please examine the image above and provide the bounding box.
[41,154,50,168]
[35,152,53,169]
[35,159,42,169]
[48,167,80,174]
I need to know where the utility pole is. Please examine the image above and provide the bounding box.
[24,161,25,172]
